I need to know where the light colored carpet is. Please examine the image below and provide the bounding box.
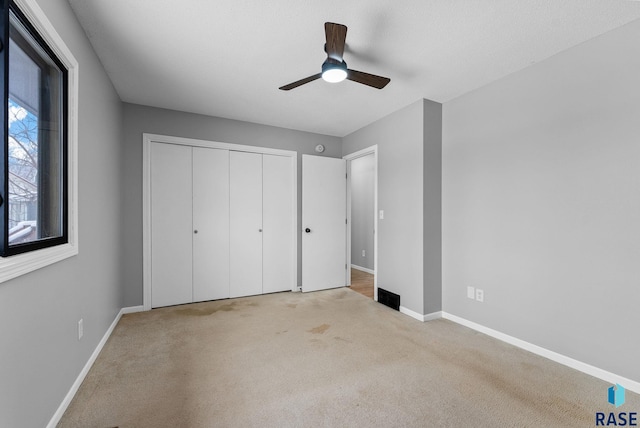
[58,288,638,427]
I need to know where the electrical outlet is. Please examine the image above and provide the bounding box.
[78,319,83,340]
[467,286,475,299]
[475,289,484,302]
[362,250,366,257]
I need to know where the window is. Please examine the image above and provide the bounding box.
[2,2,67,256]
[0,0,77,280]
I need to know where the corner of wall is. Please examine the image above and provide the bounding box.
[423,98,443,314]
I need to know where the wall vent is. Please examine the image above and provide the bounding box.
[378,288,400,311]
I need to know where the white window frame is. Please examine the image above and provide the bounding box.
[0,0,79,283]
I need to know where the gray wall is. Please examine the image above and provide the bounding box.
[122,103,341,306]
[343,99,442,316]
[423,100,443,314]
[0,0,124,426]
[343,100,422,315]
[442,19,640,382]
[350,154,375,271]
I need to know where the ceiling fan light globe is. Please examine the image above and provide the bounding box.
[321,59,348,83]
[322,68,347,83]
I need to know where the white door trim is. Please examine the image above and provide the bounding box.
[142,133,298,311]
[343,145,378,301]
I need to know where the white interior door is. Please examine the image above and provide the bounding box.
[230,151,263,298]
[302,155,347,292]
[263,154,294,294]
[150,143,193,308]
[193,147,230,302]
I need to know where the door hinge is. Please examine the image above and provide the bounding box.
[345,264,347,269]
[345,218,348,224]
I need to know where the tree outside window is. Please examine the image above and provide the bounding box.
[8,98,39,244]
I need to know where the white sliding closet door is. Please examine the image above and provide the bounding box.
[150,143,193,308]
[193,147,230,302]
[230,151,263,298]
[145,135,297,310]
[263,154,294,294]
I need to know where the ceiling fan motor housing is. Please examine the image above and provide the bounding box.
[322,58,347,73]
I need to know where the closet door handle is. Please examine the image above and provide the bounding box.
[194,230,198,234]
[305,228,311,233]
[259,229,262,232]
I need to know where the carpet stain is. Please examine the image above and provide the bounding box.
[308,338,328,349]
[334,336,353,343]
[308,324,330,334]
[175,302,237,316]
[286,303,297,309]
[220,303,238,311]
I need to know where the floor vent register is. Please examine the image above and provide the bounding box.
[378,288,400,311]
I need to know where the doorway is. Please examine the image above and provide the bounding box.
[344,146,378,300]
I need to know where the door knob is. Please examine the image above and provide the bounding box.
[194,230,198,234]
[305,228,311,233]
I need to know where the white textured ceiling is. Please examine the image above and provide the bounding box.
[67,0,640,137]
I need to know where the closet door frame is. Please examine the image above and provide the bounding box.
[142,133,297,311]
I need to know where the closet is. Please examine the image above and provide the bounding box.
[148,140,295,308]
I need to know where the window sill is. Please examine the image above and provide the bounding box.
[0,243,77,283]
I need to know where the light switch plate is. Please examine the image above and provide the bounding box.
[467,286,475,299]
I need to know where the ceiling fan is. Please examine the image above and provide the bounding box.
[279,22,390,91]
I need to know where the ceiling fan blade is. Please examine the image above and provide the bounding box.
[346,69,390,89]
[325,22,347,61]
[279,73,322,91]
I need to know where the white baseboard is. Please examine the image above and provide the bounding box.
[122,305,145,314]
[399,306,442,322]
[442,312,640,394]
[351,264,375,275]
[47,306,137,427]
[422,311,443,322]
[399,305,422,321]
